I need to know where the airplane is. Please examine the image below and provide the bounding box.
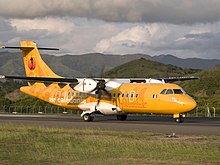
[0,40,198,123]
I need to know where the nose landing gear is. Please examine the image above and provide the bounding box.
[173,114,184,123]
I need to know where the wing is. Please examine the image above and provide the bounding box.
[0,74,199,91]
[157,77,199,83]
[0,75,198,83]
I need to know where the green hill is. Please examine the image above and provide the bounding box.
[179,65,220,112]
[103,58,200,78]
[181,64,220,98]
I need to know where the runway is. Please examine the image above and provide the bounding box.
[0,114,219,135]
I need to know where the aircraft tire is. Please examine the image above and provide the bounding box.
[83,114,94,122]
[176,115,184,123]
[116,114,127,121]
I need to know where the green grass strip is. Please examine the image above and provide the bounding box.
[0,124,219,165]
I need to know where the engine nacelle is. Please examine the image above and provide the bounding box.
[74,79,97,93]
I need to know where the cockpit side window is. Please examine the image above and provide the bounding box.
[160,89,166,94]
[166,89,173,94]
[173,89,183,94]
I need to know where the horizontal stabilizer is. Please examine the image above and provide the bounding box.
[0,75,78,83]
[0,46,59,50]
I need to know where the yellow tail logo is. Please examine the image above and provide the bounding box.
[20,41,60,78]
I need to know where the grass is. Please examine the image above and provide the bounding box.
[0,125,219,165]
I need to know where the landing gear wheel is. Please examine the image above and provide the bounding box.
[116,115,127,121]
[176,115,184,123]
[83,114,94,122]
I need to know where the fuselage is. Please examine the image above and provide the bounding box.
[20,82,196,115]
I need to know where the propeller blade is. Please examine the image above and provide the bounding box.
[102,88,112,99]
[82,79,85,92]
[97,90,102,106]
[89,87,98,94]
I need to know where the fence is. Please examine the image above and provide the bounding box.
[0,105,219,117]
[0,105,81,115]
[186,106,218,117]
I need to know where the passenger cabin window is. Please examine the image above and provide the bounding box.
[160,89,166,94]
[121,93,124,98]
[166,89,173,94]
[136,94,139,98]
[173,89,183,94]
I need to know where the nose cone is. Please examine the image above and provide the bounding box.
[181,96,197,112]
[186,99,197,111]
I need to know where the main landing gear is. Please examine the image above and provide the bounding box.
[82,114,94,122]
[82,114,128,122]
[116,114,127,121]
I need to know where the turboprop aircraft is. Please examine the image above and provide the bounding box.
[0,41,198,123]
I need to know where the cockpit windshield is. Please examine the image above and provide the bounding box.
[160,88,185,95]
[166,89,173,94]
[160,89,166,94]
[173,89,183,94]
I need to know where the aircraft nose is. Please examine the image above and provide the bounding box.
[183,97,197,111]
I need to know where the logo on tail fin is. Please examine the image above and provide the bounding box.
[28,57,36,70]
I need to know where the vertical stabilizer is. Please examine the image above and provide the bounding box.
[20,41,60,77]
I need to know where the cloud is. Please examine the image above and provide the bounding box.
[1,0,220,24]
[176,32,220,51]
[9,17,75,33]
[95,24,170,53]
[150,29,220,59]
[190,28,211,35]
[0,14,220,59]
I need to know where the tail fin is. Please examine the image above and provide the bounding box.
[20,41,60,78]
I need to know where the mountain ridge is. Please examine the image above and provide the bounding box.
[0,52,219,77]
[153,54,220,70]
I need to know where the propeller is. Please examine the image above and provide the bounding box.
[89,79,112,106]
[75,66,117,107]
[92,66,112,106]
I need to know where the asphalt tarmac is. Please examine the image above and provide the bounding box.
[0,114,219,135]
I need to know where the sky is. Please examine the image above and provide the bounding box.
[0,0,220,59]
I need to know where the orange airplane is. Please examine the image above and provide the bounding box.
[0,41,197,123]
